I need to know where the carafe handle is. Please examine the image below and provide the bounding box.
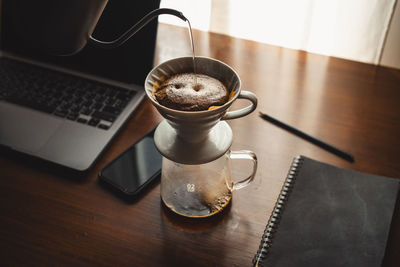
[222,91,257,120]
[229,150,258,190]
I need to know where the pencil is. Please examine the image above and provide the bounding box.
[259,112,355,163]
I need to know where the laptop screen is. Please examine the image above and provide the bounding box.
[0,0,160,85]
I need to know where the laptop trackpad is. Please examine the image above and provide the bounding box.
[0,103,62,153]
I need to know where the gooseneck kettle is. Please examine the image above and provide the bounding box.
[6,0,187,55]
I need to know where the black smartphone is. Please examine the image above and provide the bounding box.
[99,128,162,198]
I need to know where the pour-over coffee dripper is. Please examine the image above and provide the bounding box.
[145,56,258,218]
[145,56,257,164]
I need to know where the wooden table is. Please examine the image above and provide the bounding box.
[1,23,399,266]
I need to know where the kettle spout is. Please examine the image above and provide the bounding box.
[89,8,187,50]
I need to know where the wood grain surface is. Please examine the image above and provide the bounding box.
[0,23,399,266]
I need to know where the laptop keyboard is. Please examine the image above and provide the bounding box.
[0,57,136,130]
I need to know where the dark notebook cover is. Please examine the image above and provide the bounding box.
[253,156,399,267]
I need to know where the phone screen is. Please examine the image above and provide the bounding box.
[99,133,162,196]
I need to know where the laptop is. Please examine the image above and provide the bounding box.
[0,0,161,171]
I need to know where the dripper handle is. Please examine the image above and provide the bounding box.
[222,91,257,120]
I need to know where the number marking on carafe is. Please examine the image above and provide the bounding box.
[186,183,195,192]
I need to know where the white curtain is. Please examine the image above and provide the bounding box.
[160,0,397,65]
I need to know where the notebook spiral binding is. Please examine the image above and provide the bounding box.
[252,155,304,267]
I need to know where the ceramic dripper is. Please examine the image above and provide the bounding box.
[145,56,257,164]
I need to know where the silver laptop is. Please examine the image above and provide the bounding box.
[0,1,160,171]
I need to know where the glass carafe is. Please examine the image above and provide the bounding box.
[161,150,257,218]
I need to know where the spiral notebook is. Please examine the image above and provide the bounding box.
[253,156,399,267]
